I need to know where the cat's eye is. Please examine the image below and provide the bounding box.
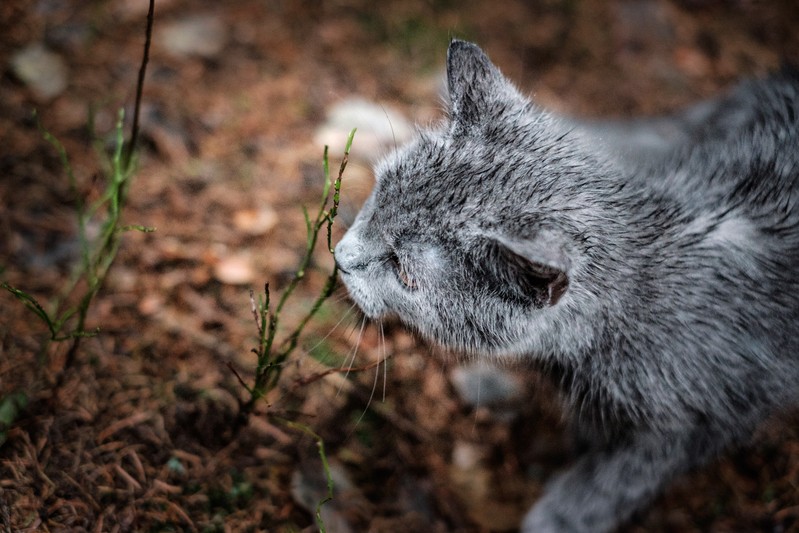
[389,253,417,290]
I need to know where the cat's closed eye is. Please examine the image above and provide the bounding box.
[388,253,417,290]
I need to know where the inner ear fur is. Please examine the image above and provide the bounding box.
[487,233,570,308]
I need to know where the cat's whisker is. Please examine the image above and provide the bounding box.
[353,331,383,427]
[381,103,399,153]
[476,361,483,406]
[330,291,355,306]
[336,315,367,397]
[300,303,357,366]
[339,308,364,343]
[379,320,388,403]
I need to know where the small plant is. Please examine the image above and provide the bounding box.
[2,108,154,360]
[283,419,334,532]
[0,0,156,433]
[225,129,355,533]
[230,128,356,422]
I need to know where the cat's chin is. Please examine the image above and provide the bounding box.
[338,278,387,319]
[424,331,553,362]
[407,328,514,360]
[350,301,386,322]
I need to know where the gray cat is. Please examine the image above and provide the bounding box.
[335,39,799,532]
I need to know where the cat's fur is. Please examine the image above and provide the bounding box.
[335,40,799,532]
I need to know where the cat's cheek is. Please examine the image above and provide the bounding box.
[339,275,383,319]
[341,268,414,320]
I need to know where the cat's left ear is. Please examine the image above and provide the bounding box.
[447,40,508,132]
[488,232,571,308]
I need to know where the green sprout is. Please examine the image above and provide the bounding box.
[231,128,356,419]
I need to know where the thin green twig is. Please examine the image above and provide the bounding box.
[279,418,334,533]
[235,129,356,416]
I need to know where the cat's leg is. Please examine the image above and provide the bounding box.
[521,428,714,533]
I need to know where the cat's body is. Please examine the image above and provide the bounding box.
[335,40,799,532]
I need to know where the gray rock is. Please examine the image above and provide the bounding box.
[450,362,524,407]
[314,97,413,163]
[159,15,227,59]
[11,43,68,100]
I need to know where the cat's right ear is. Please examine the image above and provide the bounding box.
[446,40,505,133]
[486,232,571,308]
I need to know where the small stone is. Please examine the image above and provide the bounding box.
[449,363,524,407]
[674,46,711,78]
[233,207,278,236]
[159,15,227,59]
[112,0,177,20]
[452,440,483,470]
[138,294,164,316]
[314,98,412,162]
[11,43,68,100]
[213,254,255,285]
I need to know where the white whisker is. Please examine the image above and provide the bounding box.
[380,320,387,402]
[381,103,399,152]
[301,303,357,365]
[337,316,367,397]
[353,336,382,427]
[330,291,358,306]
[472,362,483,435]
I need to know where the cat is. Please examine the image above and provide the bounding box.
[334,39,799,532]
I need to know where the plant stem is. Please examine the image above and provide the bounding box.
[123,0,155,171]
[234,129,356,421]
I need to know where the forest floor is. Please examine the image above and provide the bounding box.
[2,0,799,531]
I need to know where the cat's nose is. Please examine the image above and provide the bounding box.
[334,233,365,273]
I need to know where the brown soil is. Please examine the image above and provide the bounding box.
[2,1,799,531]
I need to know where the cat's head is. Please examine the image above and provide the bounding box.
[335,40,607,358]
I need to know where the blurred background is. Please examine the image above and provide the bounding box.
[2,0,799,531]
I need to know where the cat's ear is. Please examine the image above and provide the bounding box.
[488,232,570,308]
[446,40,506,132]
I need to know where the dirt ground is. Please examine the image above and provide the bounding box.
[2,0,799,531]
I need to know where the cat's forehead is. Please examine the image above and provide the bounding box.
[372,138,480,224]
[376,133,493,191]
[375,132,446,177]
